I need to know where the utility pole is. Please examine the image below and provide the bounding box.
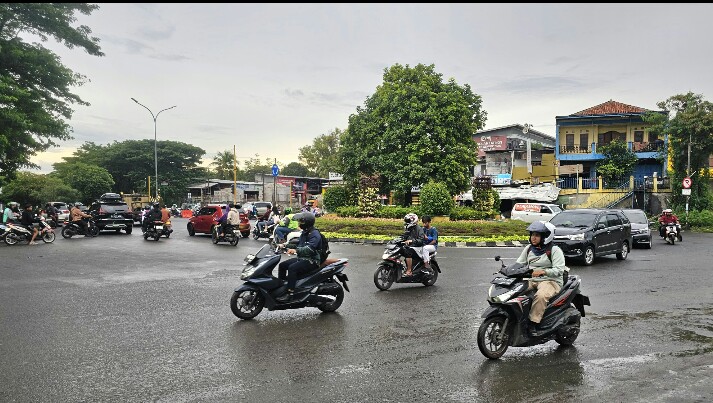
[233,145,237,204]
[686,132,691,221]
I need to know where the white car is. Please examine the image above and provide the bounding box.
[510,202,562,223]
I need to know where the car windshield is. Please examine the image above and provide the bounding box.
[549,211,598,227]
[550,206,562,213]
[255,203,271,208]
[622,210,648,224]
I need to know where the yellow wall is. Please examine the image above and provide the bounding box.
[558,123,656,146]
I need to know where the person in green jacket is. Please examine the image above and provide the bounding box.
[515,220,566,336]
[273,207,299,243]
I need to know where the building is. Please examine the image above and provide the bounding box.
[186,179,262,204]
[555,100,668,185]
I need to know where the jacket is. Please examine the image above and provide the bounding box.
[515,244,566,287]
[70,207,90,222]
[295,228,322,266]
[402,225,425,246]
[659,214,679,225]
[424,226,439,249]
[227,208,241,225]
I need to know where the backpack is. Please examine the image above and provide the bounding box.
[315,229,330,263]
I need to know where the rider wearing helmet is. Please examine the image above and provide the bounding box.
[276,212,323,302]
[516,220,566,336]
[274,206,298,244]
[3,201,20,223]
[144,202,163,232]
[658,208,681,240]
[401,213,425,277]
[70,202,92,236]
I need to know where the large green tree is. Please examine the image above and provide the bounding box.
[2,171,79,206]
[0,3,103,187]
[298,128,343,178]
[341,63,486,202]
[210,150,242,180]
[596,140,638,185]
[644,92,713,210]
[51,161,114,203]
[239,155,280,182]
[281,161,312,177]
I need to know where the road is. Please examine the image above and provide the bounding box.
[1,217,711,402]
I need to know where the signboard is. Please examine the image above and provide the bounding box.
[682,188,691,196]
[559,164,584,175]
[682,177,692,189]
[328,172,343,181]
[271,164,279,177]
[492,173,512,186]
[513,203,542,213]
[474,135,508,157]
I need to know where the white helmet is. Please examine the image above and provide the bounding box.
[662,208,672,214]
[527,220,556,245]
[404,213,419,228]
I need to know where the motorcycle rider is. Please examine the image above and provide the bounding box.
[516,220,566,336]
[20,203,39,245]
[160,204,171,223]
[658,208,681,240]
[3,202,20,223]
[44,203,58,224]
[255,206,273,235]
[143,203,163,232]
[70,202,92,237]
[276,212,322,302]
[421,215,438,271]
[401,213,425,277]
[221,203,241,237]
[273,207,298,244]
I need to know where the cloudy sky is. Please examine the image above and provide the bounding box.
[29,3,713,173]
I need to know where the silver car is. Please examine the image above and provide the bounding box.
[620,209,652,249]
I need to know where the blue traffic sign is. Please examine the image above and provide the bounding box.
[272,164,279,177]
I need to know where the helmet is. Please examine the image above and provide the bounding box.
[663,209,672,214]
[404,213,419,228]
[527,220,556,245]
[284,207,292,215]
[8,201,18,207]
[75,202,82,207]
[153,202,160,209]
[295,212,315,230]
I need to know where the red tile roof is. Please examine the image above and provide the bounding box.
[572,100,649,116]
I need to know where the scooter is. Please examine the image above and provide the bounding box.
[476,255,590,360]
[212,223,239,246]
[230,244,350,320]
[143,220,164,241]
[373,236,440,290]
[252,216,279,241]
[160,220,173,238]
[4,217,56,245]
[663,223,682,244]
[61,218,99,238]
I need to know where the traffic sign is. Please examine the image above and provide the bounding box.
[682,189,691,196]
[682,177,692,189]
[271,164,279,177]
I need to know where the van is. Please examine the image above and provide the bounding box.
[511,203,562,223]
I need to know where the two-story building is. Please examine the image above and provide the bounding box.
[556,100,668,186]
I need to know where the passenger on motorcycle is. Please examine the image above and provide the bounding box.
[20,203,40,244]
[143,203,163,232]
[70,202,92,237]
[658,209,681,240]
[160,204,170,223]
[516,220,566,336]
[276,212,322,302]
[3,202,20,223]
[273,207,298,243]
[44,203,59,223]
[223,203,242,236]
[401,213,425,277]
[421,215,438,270]
[255,206,273,235]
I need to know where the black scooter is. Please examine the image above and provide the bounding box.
[373,236,440,290]
[61,217,99,238]
[477,255,590,359]
[212,223,239,246]
[251,217,278,240]
[230,244,350,320]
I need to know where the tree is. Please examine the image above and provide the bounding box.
[0,3,104,187]
[210,150,241,180]
[239,154,278,182]
[2,171,79,206]
[419,181,454,216]
[281,162,312,177]
[644,92,713,210]
[596,140,638,185]
[341,63,486,199]
[298,128,343,178]
[51,161,114,203]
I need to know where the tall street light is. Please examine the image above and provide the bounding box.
[131,98,176,200]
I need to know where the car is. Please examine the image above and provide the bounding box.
[47,201,70,222]
[510,202,562,223]
[88,195,134,234]
[187,204,250,238]
[620,208,652,249]
[253,201,273,217]
[549,208,632,266]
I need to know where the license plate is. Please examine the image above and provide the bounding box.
[155,225,163,230]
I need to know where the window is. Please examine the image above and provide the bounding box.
[607,213,622,226]
[579,133,588,149]
[634,130,644,143]
[566,133,574,148]
[541,207,552,214]
[649,132,658,143]
[597,216,608,229]
[598,131,625,146]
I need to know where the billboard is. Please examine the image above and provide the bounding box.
[474,135,508,157]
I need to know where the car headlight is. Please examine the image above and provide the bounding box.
[567,233,585,241]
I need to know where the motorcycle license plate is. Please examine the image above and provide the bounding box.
[491,277,515,286]
[155,225,163,230]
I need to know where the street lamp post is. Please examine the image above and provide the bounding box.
[131,98,176,200]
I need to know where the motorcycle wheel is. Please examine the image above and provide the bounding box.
[42,231,56,243]
[230,290,264,320]
[5,233,19,245]
[124,226,132,235]
[422,266,439,286]
[143,232,150,240]
[477,315,510,360]
[61,226,74,239]
[374,264,395,290]
[317,282,344,312]
[241,231,250,238]
[229,234,239,246]
[211,228,219,244]
[90,226,100,237]
[668,234,675,245]
[153,234,160,241]
[555,308,581,346]
[252,228,259,240]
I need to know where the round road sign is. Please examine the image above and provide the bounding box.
[682,177,692,189]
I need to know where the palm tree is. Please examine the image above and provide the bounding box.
[211,150,237,180]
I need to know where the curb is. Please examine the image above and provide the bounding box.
[326,238,527,248]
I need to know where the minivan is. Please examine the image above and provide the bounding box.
[511,203,562,223]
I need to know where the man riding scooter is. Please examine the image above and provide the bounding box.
[658,208,682,241]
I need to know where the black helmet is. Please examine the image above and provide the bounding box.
[295,212,315,230]
[153,202,160,209]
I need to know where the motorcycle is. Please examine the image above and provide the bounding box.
[662,223,682,244]
[4,217,56,245]
[61,218,99,238]
[373,236,440,290]
[230,244,350,320]
[252,216,279,241]
[143,220,165,241]
[476,255,590,360]
[212,223,239,246]
[160,220,173,238]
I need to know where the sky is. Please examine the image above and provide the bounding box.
[28,3,713,174]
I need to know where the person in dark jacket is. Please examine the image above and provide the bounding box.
[401,213,424,276]
[143,203,163,232]
[20,204,39,244]
[276,212,322,302]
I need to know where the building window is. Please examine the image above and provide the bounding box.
[579,133,588,149]
[649,132,658,143]
[634,130,644,143]
[598,131,625,146]
[566,133,574,149]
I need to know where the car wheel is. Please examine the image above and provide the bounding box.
[616,241,629,260]
[644,236,652,249]
[187,223,195,236]
[582,245,595,266]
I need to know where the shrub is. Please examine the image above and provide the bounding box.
[419,181,454,216]
[449,206,495,221]
[323,185,352,212]
[684,209,713,230]
[335,206,361,217]
[374,205,418,219]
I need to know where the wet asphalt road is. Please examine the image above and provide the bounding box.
[1,217,712,402]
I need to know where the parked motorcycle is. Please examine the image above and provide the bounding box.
[373,236,440,290]
[4,217,55,245]
[230,244,350,320]
[663,223,682,244]
[143,220,165,241]
[476,255,590,360]
[61,218,99,238]
[212,223,239,246]
[252,216,279,241]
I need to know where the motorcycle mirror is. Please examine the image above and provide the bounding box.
[494,256,500,261]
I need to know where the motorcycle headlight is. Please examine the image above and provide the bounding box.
[568,233,585,241]
[492,288,518,303]
[240,266,257,280]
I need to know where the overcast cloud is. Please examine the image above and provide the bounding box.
[29,3,713,173]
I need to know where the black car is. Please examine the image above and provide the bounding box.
[88,195,134,234]
[620,209,653,249]
[549,208,632,265]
